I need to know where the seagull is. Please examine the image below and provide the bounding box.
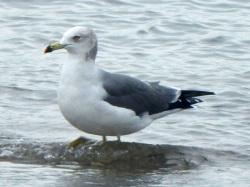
[44,26,214,145]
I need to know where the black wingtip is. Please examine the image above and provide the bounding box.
[181,90,215,98]
[205,91,215,95]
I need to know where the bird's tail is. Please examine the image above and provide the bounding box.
[179,90,215,108]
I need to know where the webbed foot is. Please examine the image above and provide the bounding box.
[68,136,92,149]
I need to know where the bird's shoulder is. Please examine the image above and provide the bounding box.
[100,70,151,96]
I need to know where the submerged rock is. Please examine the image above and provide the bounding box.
[0,138,207,170]
[67,140,205,170]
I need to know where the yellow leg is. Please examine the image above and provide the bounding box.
[102,136,107,142]
[117,136,121,142]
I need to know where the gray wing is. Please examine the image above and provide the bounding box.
[100,70,180,116]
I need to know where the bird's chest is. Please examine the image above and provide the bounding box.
[59,81,98,103]
[58,66,106,126]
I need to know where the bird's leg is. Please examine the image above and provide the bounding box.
[117,135,121,142]
[102,136,107,142]
[68,136,90,149]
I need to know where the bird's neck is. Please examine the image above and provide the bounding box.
[68,52,95,63]
[60,54,98,86]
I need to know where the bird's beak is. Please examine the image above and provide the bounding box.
[44,41,65,53]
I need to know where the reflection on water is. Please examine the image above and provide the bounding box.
[0,0,250,186]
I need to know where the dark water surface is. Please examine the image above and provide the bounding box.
[0,0,250,186]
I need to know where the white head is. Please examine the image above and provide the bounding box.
[45,26,98,61]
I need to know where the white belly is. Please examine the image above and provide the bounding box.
[58,87,152,136]
[58,62,152,136]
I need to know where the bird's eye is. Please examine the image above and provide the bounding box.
[72,35,81,42]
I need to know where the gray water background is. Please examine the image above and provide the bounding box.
[0,0,250,186]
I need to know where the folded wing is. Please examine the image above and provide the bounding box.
[101,71,181,116]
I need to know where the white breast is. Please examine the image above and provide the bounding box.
[58,57,152,136]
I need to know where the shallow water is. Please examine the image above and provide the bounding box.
[0,0,250,186]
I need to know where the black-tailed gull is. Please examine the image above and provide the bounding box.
[44,26,214,144]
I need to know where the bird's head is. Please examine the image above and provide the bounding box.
[44,26,98,61]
